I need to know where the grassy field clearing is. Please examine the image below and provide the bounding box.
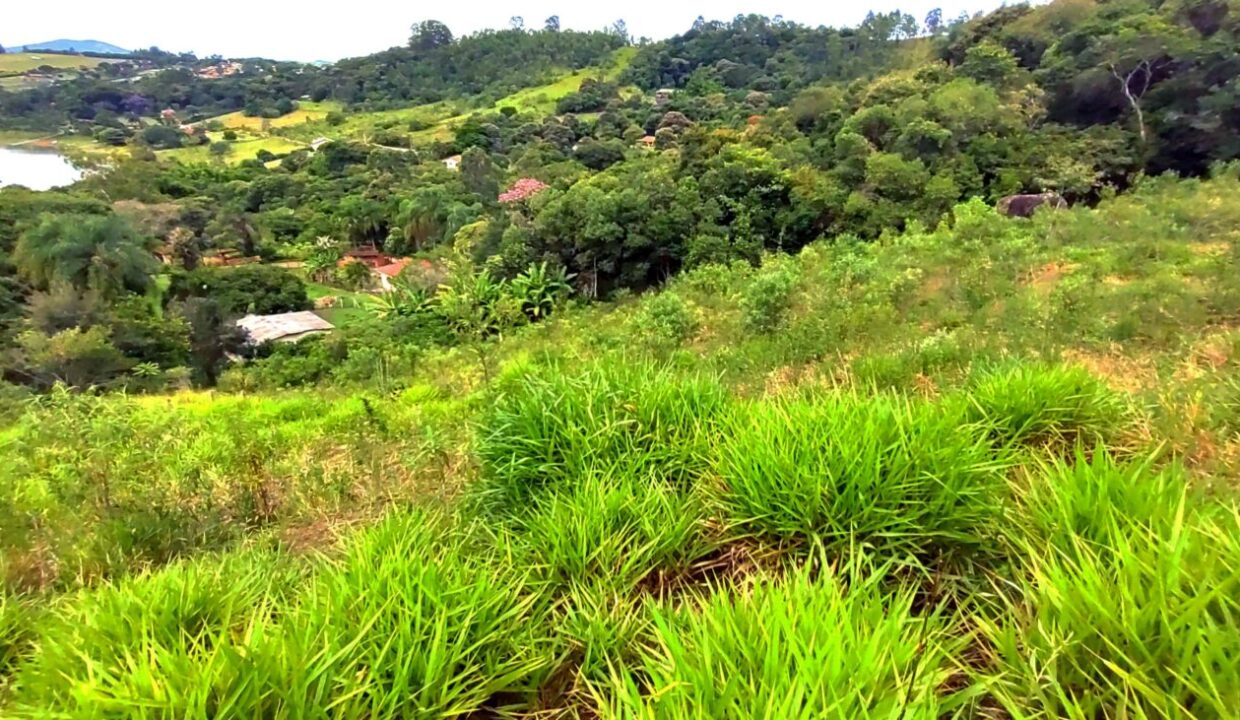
[208,100,343,131]
[284,46,641,148]
[159,133,305,164]
[305,281,374,326]
[0,53,117,75]
[0,131,49,147]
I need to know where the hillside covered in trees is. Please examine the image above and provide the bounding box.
[2,1,1240,717]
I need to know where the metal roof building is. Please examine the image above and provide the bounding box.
[236,311,334,344]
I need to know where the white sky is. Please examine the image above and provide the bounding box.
[6,1,1007,62]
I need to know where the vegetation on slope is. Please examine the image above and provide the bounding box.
[3,169,1240,716]
[3,2,1240,715]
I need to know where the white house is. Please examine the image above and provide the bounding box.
[442,154,462,171]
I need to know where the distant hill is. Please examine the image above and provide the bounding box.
[11,39,129,55]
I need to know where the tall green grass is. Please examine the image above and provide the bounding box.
[513,472,713,593]
[602,556,976,718]
[983,454,1240,718]
[967,364,1127,449]
[9,552,301,716]
[0,390,427,593]
[254,512,556,718]
[712,393,1008,569]
[476,363,729,505]
[7,511,559,718]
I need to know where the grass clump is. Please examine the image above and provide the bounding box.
[602,557,975,718]
[1012,450,1191,549]
[476,363,729,504]
[8,552,300,716]
[983,505,1240,718]
[513,473,713,593]
[712,393,1007,568]
[967,363,1126,449]
[258,511,556,718]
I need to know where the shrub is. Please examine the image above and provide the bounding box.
[475,364,729,505]
[632,291,697,345]
[740,264,798,333]
[967,363,1125,448]
[712,393,1006,567]
[603,558,974,718]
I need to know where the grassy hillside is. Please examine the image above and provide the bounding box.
[281,46,640,147]
[158,133,306,165]
[207,100,342,132]
[0,52,117,75]
[3,171,1239,716]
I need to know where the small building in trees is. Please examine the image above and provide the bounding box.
[236,311,334,344]
[442,154,462,171]
[654,88,675,107]
[339,246,392,269]
[372,258,414,292]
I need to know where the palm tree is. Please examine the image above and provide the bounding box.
[14,214,159,299]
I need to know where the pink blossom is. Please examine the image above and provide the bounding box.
[499,178,550,204]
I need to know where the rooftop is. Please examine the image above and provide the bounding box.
[373,258,414,278]
[236,311,334,344]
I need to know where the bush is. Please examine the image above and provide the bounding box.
[604,558,973,717]
[967,363,1126,448]
[633,291,697,345]
[475,363,730,505]
[713,393,1006,567]
[740,264,798,333]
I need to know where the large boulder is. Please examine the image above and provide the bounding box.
[997,192,1068,218]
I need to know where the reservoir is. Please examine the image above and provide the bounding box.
[0,146,84,190]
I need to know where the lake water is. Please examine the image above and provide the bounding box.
[0,147,84,191]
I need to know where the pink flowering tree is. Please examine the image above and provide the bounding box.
[498,178,549,204]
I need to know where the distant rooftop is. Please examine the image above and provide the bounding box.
[373,257,414,278]
[236,311,334,344]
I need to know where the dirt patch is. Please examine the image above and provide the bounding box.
[4,543,59,593]
[1061,347,1158,394]
[277,512,373,556]
[1027,261,1078,296]
[524,650,600,720]
[918,271,953,303]
[636,534,789,601]
[1188,241,1231,257]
